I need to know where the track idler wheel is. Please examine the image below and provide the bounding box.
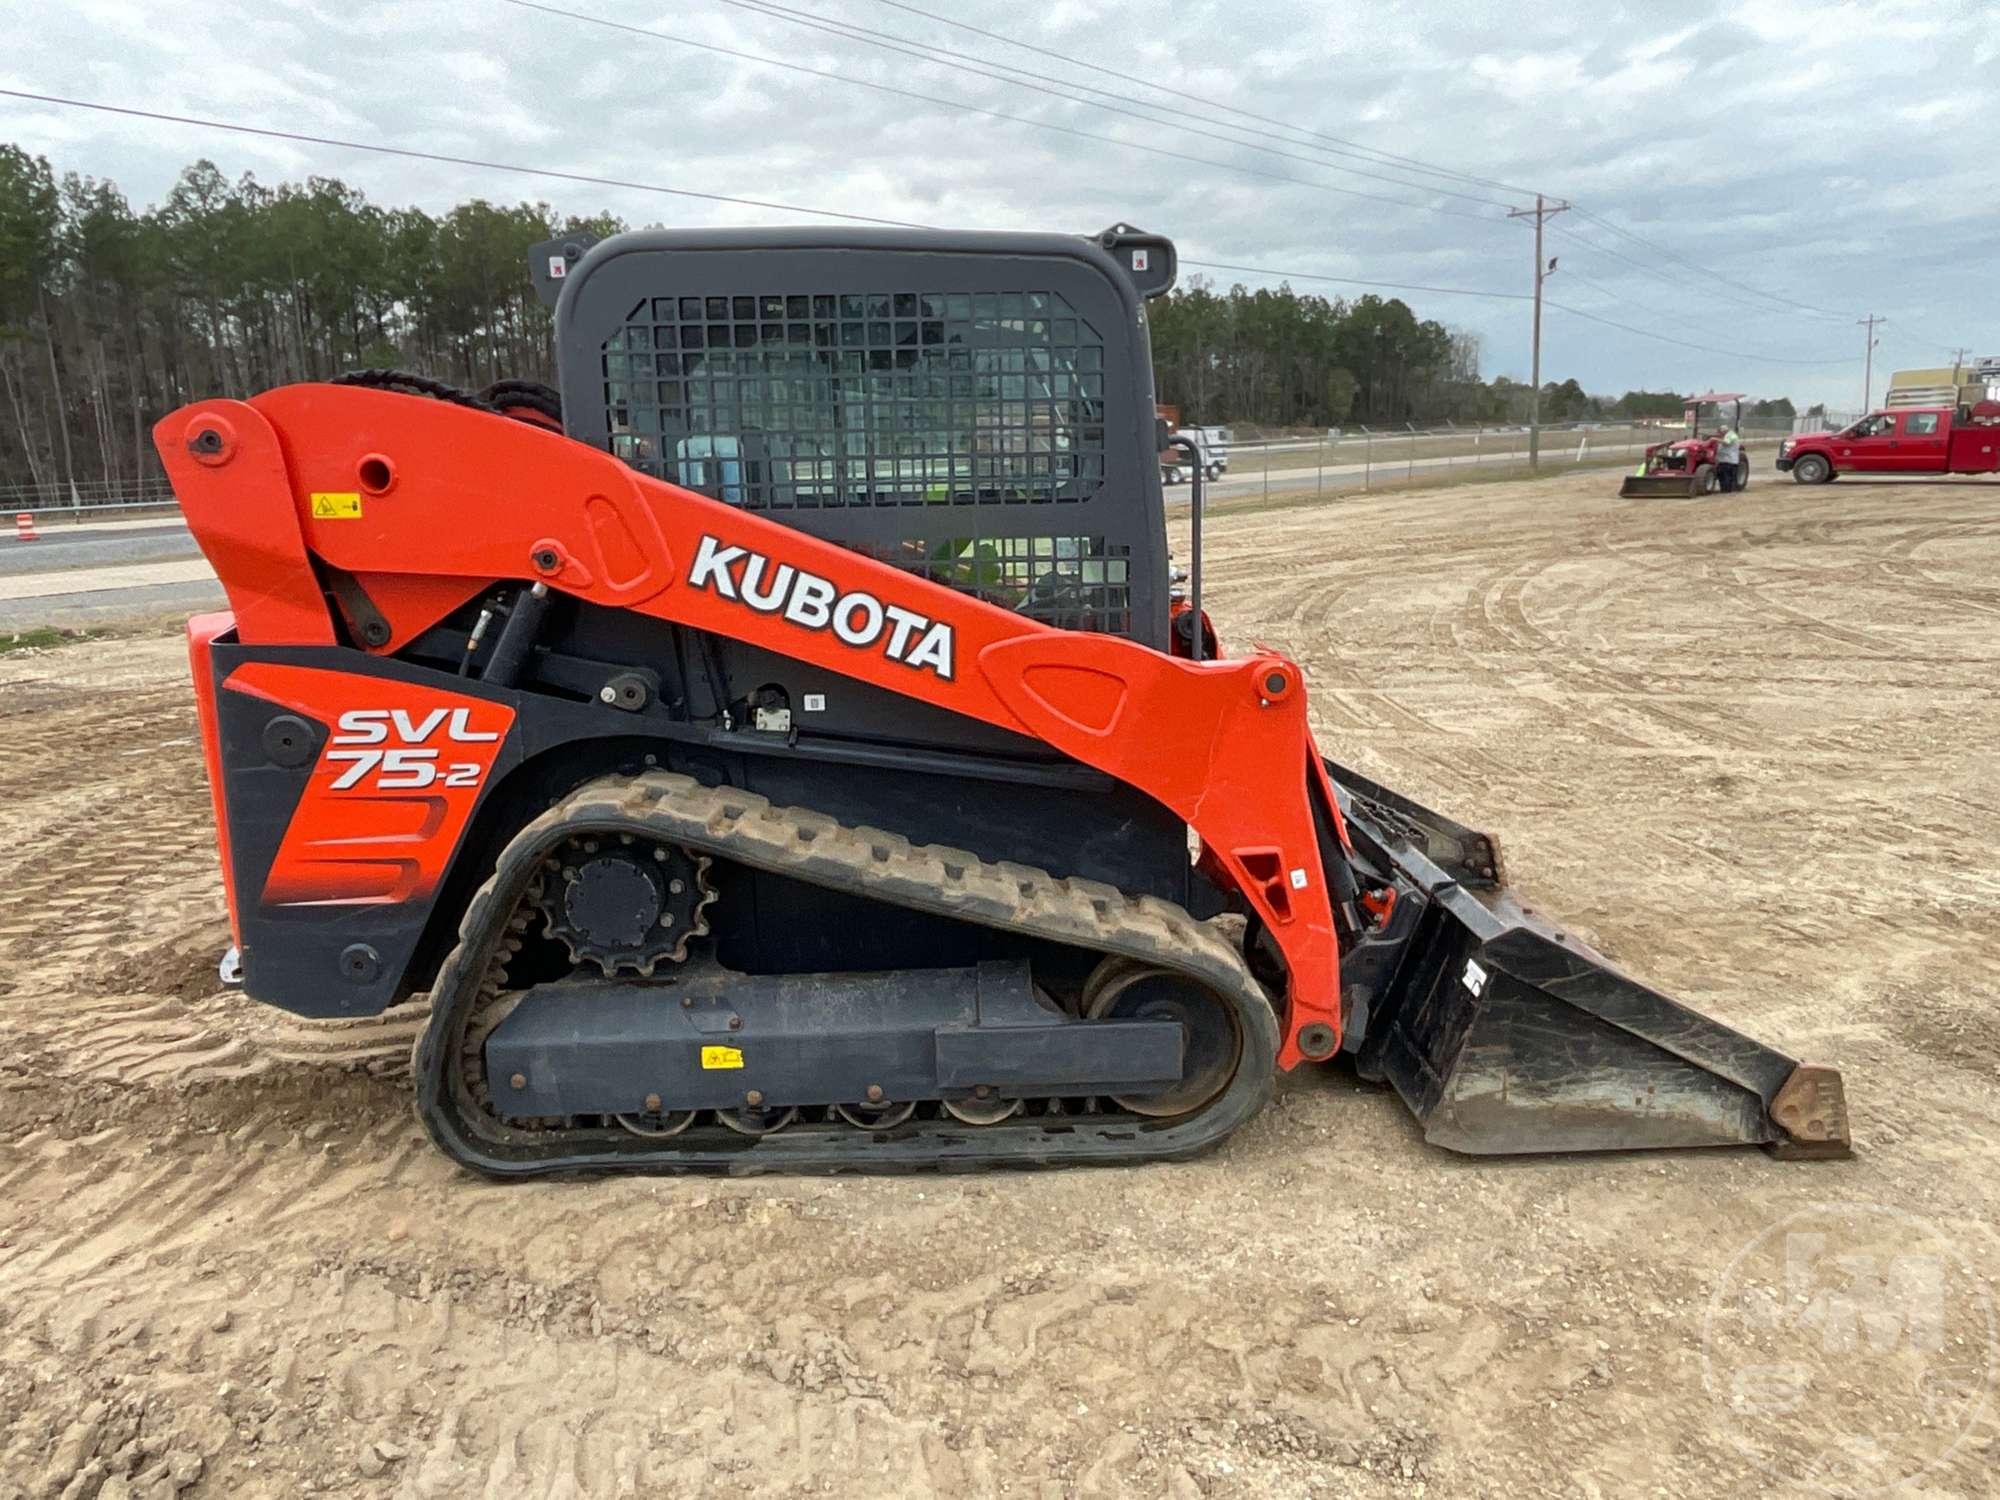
[615,1108,697,1138]
[834,1099,918,1129]
[716,1103,800,1136]
[942,1093,1025,1125]
[1084,962,1243,1117]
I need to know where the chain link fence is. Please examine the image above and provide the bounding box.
[1197,420,1794,503]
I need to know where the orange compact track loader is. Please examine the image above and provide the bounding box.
[159,225,1847,1175]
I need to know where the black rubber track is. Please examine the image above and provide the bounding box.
[413,772,1282,1177]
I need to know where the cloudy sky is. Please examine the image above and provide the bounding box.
[6,0,1995,410]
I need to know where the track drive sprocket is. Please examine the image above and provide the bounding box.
[534,833,715,975]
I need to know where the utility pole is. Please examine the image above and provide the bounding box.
[1858,315,1885,410]
[1948,346,1970,383]
[1507,195,1569,469]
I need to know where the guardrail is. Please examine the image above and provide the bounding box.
[3,481,178,518]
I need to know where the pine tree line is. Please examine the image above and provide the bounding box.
[0,143,1795,499]
[0,146,615,497]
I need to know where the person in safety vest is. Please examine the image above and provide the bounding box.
[1715,422,1743,491]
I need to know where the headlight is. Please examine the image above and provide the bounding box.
[1780,439,1794,455]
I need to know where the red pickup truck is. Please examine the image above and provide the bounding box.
[1777,401,2000,482]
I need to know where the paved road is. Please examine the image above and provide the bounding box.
[0,578,224,631]
[0,521,201,576]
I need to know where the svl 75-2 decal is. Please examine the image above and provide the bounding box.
[224,664,516,906]
[327,708,502,791]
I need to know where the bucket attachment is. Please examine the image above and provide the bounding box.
[1619,472,1701,498]
[1326,759,1849,1157]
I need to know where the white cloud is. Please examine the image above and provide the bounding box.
[0,0,1988,405]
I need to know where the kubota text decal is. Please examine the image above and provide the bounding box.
[687,534,956,680]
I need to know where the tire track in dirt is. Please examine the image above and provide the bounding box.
[1441,548,1762,753]
[1242,566,1499,806]
[1867,562,2000,619]
[1877,512,2000,561]
[1276,553,1741,875]
[1866,516,2000,618]
[0,1105,1449,1497]
[1493,560,1762,750]
[11,987,429,1089]
[1689,557,1936,659]
[1242,547,1728,834]
[1651,508,2000,660]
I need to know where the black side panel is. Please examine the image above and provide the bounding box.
[484,960,1182,1117]
[555,595,1050,757]
[210,644,578,1019]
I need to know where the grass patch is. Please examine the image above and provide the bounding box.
[0,626,112,654]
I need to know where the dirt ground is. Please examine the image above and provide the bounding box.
[2,469,1996,1498]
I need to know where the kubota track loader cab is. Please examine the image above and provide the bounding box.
[158,225,1847,1175]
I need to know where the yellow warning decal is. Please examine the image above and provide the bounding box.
[700,1045,744,1070]
[310,492,363,519]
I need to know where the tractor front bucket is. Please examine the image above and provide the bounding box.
[1327,760,1849,1157]
[1619,472,1698,499]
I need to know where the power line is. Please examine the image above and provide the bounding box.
[1559,250,1973,361]
[821,2,1905,381]
[855,0,1540,198]
[0,89,1872,376]
[0,89,1528,312]
[1565,206,1855,322]
[1548,252,1886,367]
[1178,255,1858,385]
[1554,258,1857,332]
[711,0,1515,209]
[1542,220,1854,326]
[1555,266,1716,329]
[797,0,1977,366]
[0,88,928,226]
[501,0,1509,225]
[849,0,1890,338]
[1884,326,1980,358]
[1544,221,1755,307]
[1545,299,1857,367]
[1181,259,1530,301]
[1553,248,1886,364]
